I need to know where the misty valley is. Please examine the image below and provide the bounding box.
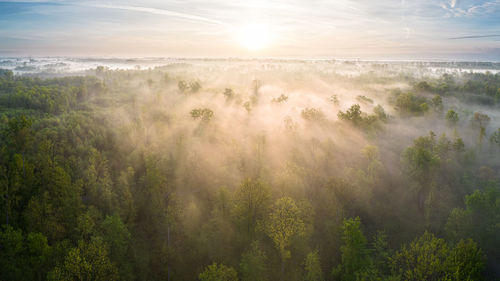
[1,59,500,281]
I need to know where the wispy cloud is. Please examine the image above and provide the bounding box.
[82,3,226,25]
[441,0,500,17]
[449,34,500,39]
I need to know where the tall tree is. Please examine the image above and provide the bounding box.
[99,215,132,280]
[304,250,323,281]
[199,263,238,281]
[0,225,26,280]
[391,232,485,281]
[266,197,305,281]
[4,115,33,177]
[446,184,500,275]
[233,178,271,241]
[240,241,268,281]
[48,239,118,281]
[332,217,373,281]
[26,232,51,281]
[0,115,33,225]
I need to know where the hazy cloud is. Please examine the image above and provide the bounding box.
[449,34,500,39]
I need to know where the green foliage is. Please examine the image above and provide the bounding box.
[401,131,468,227]
[0,68,498,280]
[27,232,52,281]
[302,108,326,122]
[0,225,26,280]
[243,101,252,112]
[240,241,268,281]
[372,231,390,275]
[190,81,202,93]
[24,165,83,242]
[393,92,428,116]
[338,104,379,128]
[178,80,188,93]
[391,232,448,280]
[373,105,387,122]
[402,131,464,183]
[267,197,305,259]
[266,197,306,278]
[338,104,362,124]
[0,226,51,281]
[233,178,271,241]
[48,239,118,281]
[446,185,500,262]
[272,94,289,103]
[445,110,459,126]
[99,214,132,279]
[356,95,373,104]
[329,95,340,106]
[431,95,443,111]
[402,131,439,182]
[0,74,103,114]
[4,114,33,153]
[0,115,35,225]
[391,232,485,281]
[449,239,485,280]
[100,215,131,256]
[332,217,373,281]
[304,250,323,281]
[75,207,99,241]
[490,128,500,146]
[461,72,500,97]
[132,154,177,279]
[224,88,235,100]
[84,148,113,213]
[411,72,500,99]
[199,187,235,265]
[178,80,201,93]
[191,108,214,122]
[471,112,491,145]
[199,263,238,281]
[414,81,431,92]
[472,112,490,129]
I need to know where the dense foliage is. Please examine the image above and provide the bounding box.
[1,63,499,280]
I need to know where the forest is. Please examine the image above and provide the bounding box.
[0,60,499,281]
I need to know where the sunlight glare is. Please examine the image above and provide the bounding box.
[237,23,272,51]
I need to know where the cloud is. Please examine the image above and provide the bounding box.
[1,0,499,59]
[449,34,500,39]
[441,0,500,17]
[82,3,226,25]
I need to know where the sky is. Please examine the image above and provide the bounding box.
[0,0,499,60]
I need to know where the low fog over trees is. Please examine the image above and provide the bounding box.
[0,60,499,280]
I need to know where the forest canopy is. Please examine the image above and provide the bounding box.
[0,60,499,280]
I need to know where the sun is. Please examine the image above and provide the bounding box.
[237,23,272,51]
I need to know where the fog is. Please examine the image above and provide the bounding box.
[2,57,500,76]
[1,58,499,280]
[83,59,500,230]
